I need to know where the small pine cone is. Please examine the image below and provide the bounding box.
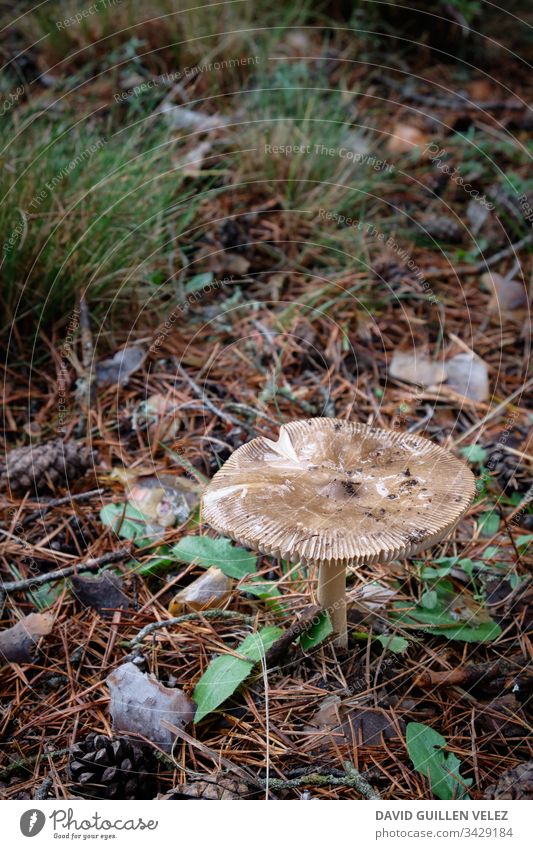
[0,439,92,493]
[373,256,418,291]
[69,733,158,800]
[418,213,463,243]
[484,760,533,799]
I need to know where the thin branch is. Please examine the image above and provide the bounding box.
[131,610,254,647]
[1,548,131,595]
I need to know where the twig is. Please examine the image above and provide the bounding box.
[21,488,104,526]
[174,360,253,434]
[265,762,380,799]
[34,776,53,800]
[131,609,254,647]
[1,548,131,596]
[0,748,71,780]
[470,234,533,272]
[265,604,322,666]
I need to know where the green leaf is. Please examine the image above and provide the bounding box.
[375,634,409,654]
[172,535,257,580]
[193,656,253,724]
[100,502,156,545]
[299,611,333,650]
[193,625,283,723]
[185,272,214,294]
[421,590,438,609]
[392,599,501,643]
[237,626,283,662]
[135,552,175,576]
[460,444,487,464]
[406,722,472,800]
[516,534,533,548]
[477,511,500,537]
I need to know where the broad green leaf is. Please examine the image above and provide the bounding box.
[421,590,438,609]
[136,552,175,576]
[172,535,257,579]
[375,634,409,654]
[100,502,156,545]
[406,722,472,800]
[516,534,533,548]
[299,611,333,650]
[193,625,283,722]
[193,656,253,723]
[239,581,283,610]
[185,272,214,294]
[460,444,487,464]
[392,599,501,643]
[238,626,283,662]
[477,511,500,537]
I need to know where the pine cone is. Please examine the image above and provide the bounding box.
[483,427,532,494]
[69,733,157,800]
[373,256,419,291]
[484,760,533,799]
[0,439,92,493]
[418,213,463,243]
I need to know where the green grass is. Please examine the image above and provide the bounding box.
[0,109,202,332]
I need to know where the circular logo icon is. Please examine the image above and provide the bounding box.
[20,810,46,837]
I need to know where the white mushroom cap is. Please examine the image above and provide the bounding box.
[202,418,476,566]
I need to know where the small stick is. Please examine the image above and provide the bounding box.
[174,361,253,433]
[1,548,131,595]
[264,605,322,666]
[131,610,254,647]
[20,488,104,526]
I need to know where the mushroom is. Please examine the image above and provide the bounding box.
[201,418,476,648]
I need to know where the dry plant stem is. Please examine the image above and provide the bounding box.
[317,561,347,648]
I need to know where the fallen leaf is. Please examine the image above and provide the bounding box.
[106,661,195,752]
[71,573,129,619]
[466,198,490,235]
[390,349,447,387]
[388,123,428,155]
[476,695,526,738]
[0,612,54,664]
[169,567,233,614]
[445,352,489,401]
[161,103,228,132]
[481,271,528,312]
[127,474,197,528]
[179,140,213,176]
[132,393,181,440]
[306,695,401,748]
[96,346,145,387]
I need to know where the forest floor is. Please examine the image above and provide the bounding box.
[0,3,532,800]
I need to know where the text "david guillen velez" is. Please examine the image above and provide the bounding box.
[376,810,509,821]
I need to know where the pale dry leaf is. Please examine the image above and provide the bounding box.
[160,103,228,132]
[390,349,447,387]
[106,661,195,752]
[481,271,528,312]
[96,346,145,387]
[180,140,213,176]
[168,566,233,615]
[0,612,54,664]
[127,474,198,527]
[445,352,489,402]
[388,123,428,155]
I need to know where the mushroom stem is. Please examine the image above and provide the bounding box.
[317,562,347,648]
